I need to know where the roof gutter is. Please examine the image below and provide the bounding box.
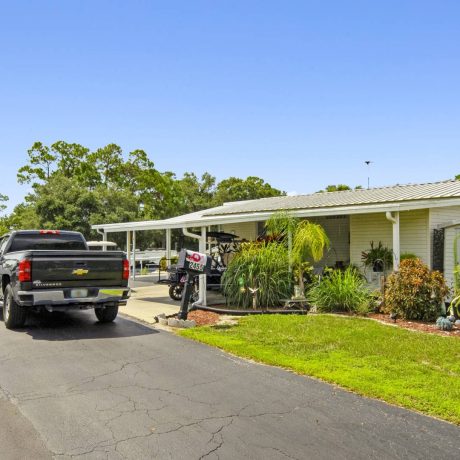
[385,211,397,224]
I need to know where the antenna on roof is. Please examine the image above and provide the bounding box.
[364,161,373,189]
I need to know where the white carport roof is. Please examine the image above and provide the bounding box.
[92,179,460,233]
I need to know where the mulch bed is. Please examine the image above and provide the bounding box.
[187,310,221,326]
[368,313,460,337]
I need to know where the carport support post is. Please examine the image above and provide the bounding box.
[133,231,136,281]
[386,211,400,270]
[199,226,207,307]
[126,231,131,278]
[102,231,107,252]
[392,212,400,270]
[166,228,171,265]
[181,227,207,306]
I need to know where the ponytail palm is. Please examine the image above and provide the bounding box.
[292,220,329,291]
[266,212,329,293]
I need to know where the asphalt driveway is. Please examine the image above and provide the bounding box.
[0,310,459,459]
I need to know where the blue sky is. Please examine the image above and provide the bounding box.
[1,0,459,211]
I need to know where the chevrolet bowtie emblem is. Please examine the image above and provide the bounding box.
[72,268,89,276]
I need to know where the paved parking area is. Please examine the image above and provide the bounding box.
[122,284,179,324]
[1,310,460,459]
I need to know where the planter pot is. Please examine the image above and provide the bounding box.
[373,261,384,272]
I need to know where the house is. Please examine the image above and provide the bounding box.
[92,179,460,303]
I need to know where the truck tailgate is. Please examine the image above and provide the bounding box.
[30,251,125,287]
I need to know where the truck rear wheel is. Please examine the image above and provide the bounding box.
[3,285,27,329]
[95,304,119,323]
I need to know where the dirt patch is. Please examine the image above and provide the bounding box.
[368,313,460,337]
[187,310,221,326]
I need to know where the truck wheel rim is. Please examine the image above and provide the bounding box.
[4,296,10,321]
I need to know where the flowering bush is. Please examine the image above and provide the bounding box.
[384,259,449,321]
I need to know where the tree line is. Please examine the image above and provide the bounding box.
[0,141,284,244]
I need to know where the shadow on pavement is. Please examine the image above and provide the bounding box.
[136,295,179,305]
[3,310,158,341]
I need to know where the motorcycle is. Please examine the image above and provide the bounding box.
[167,266,200,302]
[166,231,236,302]
[166,263,225,302]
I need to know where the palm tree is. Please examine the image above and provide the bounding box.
[266,211,329,293]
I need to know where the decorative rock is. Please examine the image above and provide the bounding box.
[175,319,196,328]
[455,320,460,327]
[168,318,180,327]
[158,317,168,325]
[157,313,166,319]
[447,315,456,323]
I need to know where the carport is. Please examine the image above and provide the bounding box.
[92,208,252,307]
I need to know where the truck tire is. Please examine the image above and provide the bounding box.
[169,284,183,301]
[95,304,119,323]
[3,284,27,329]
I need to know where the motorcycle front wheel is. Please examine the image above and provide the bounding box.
[169,284,183,301]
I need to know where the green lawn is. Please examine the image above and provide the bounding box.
[180,315,460,424]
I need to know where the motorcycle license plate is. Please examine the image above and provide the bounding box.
[70,289,88,298]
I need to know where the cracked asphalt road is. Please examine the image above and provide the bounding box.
[0,311,459,460]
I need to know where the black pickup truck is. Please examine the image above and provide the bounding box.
[0,230,130,329]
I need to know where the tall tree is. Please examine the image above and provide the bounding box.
[175,172,216,213]
[51,141,92,184]
[87,143,124,187]
[17,142,57,185]
[213,176,284,205]
[319,184,352,192]
[0,194,9,234]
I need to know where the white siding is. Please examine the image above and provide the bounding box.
[221,222,258,241]
[443,227,460,291]
[309,216,350,267]
[429,206,460,229]
[350,213,393,269]
[350,210,430,269]
[400,209,430,264]
[429,206,460,290]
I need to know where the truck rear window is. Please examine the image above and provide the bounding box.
[8,233,87,252]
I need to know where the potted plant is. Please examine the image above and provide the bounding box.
[361,241,393,272]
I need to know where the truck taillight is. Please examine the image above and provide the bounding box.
[39,230,60,234]
[122,259,129,280]
[18,259,32,282]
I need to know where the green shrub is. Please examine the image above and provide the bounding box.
[308,267,373,314]
[361,241,393,271]
[160,255,178,271]
[222,242,293,308]
[384,259,449,321]
[400,252,418,261]
[436,317,453,331]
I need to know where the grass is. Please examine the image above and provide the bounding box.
[308,267,372,313]
[180,315,460,424]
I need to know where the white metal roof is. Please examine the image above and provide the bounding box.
[92,179,460,233]
[204,179,460,216]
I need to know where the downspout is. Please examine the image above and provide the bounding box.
[386,211,400,270]
[182,227,207,306]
